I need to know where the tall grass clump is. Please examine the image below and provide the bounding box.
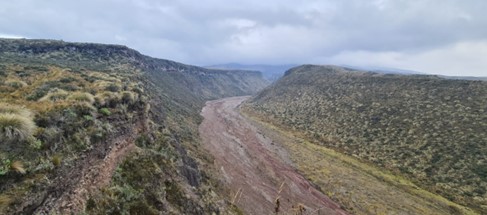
[10,160,26,174]
[0,113,36,142]
[121,91,136,104]
[38,88,69,102]
[0,103,32,118]
[68,92,95,104]
[6,80,27,89]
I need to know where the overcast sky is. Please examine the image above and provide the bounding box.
[1,0,486,76]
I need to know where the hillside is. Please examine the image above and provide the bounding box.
[243,65,487,213]
[0,38,267,214]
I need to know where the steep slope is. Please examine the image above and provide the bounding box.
[243,65,487,213]
[0,38,267,214]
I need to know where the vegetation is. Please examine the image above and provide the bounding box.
[244,65,487,213]
[0,38,267,214]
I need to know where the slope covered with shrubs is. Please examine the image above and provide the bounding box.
[243,65,487,213]
[0,38,266,214]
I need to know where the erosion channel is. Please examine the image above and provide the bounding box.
[199,96,348,215]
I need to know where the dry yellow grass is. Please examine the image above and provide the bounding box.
[10,161,26,174]
[0,113,36,142]
[68,92,95,104]
[0,195,12,211]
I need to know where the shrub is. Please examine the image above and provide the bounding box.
[52,155,62,167]
[68,92,95,104]
[99,108,111,116]
[0,113,36,142]
[105,84,121,92]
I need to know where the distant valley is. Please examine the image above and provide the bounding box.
[1,39,485,215]
[206,63,297,82]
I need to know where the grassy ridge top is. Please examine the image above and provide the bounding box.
[245,65,487,213]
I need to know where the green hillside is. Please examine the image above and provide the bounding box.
[243,65,487,213]
[0,38,266,214]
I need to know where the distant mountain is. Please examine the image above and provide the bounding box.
[206,63,297,82]
[342,65,487,81]
[340,65,423,75]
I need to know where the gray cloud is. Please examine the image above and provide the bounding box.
[1,0,486,76]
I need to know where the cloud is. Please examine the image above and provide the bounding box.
[325,40,487,76]
[0,0,486,76]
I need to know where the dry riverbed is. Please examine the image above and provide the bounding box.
[199,96,348,215]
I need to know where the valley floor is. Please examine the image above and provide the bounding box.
[200,96,477,215]
[199,96,348,215]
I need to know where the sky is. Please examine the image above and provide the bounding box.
[1,0,486,76]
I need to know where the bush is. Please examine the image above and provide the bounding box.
[99,108,111,116]
[105,84,121,92]
[0,113,36,142]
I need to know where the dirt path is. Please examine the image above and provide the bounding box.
[199,96,348,215]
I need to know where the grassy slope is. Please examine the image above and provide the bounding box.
[0,38,266,214]
[243,65,487,213]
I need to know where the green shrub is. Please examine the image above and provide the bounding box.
[0,159,11,175]
[99,108,111,116]
[0,113,36,142]
[52,155,62,167]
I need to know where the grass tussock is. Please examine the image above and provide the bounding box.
[0,195,12,211]
[10,161,26,174]
[0,103,32,118]
[121,91,136,104]
[0,113,36,142]
[68,92,95,104]
[6,80,27,89]
[38,88,69,102]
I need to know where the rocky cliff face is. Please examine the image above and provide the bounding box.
[0,38,265,214]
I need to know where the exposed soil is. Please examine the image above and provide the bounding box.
[30,118,146,214]
[199,96,349,215]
